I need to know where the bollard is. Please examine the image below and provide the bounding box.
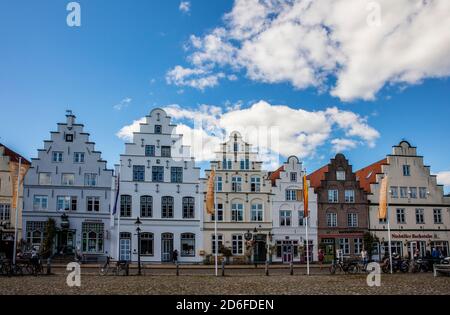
[290,262,294,276]
[221,260,225,277]
[176,262,179,276]
[46,257,51,275]
[265,261,269,276]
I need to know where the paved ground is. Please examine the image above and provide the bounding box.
[1,270,449,295]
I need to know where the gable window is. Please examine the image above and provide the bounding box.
[145,145,155,157]
[140,196,153,217]
[211,203,223,221]
[290,172,297,182]
[403,165,411,176]
[240,160,245,170]
[390,186,398,198]
[251,176,261,192]
[400,187,408,198]
[181,233,196,257]
[38,173,51,185]
[161,196,174,218]
[133,165,145,182]
[231,203,243,221]
[231,176,242,192]
[171,167,183,183]
[232,235,243,255]
[233,143,239,152]
[61,173,75,186]
[161,146,171,158]
[152,166,164,182]
[120,195,132,217]
[87,197,100,212]
[280,210,291,226]
[347,213,358,227]
[251,203,263,221]
[298,210,305,226]
[328,190,338,203]
[327,212,337,227]
[65,134,73,142]
[434,209,442,224]
[57,196,77,211]
[140,233,154,256]
[52,151,63,163]
[33,196,48,210]
[419,187,427,199]
[415,208,424,224]
[84,173,97,186]
[345,190,355,203]
[183,197,195,219]
[336,171,346,181]
[286,189,297,201]
[396,208,406,224]
[216,176,223,192]
[410,187,417,199]
[74,152,85,163]
[154,125,162,134]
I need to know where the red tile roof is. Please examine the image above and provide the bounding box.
[355,158,387,193]
[268,166,284,187]
[0,143,31,165]
[307,165,329,189]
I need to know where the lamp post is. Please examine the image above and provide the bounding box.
[135,217,142,276]
[253,227,258,267]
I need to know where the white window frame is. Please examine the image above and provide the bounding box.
[344,190,355,203]
[328,190,338,203]
[33,196,48,210]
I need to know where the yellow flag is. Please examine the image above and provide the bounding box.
[9,161,30,209]
[303,175,309,218]
[206,169,216,215]
[379,175,388,220]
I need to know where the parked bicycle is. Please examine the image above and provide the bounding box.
[99,256,130,276]
[329,258,359,274]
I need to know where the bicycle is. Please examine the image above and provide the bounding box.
[99,257,130,276]
[329,258,359,274]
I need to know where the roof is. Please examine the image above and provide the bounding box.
[0,143,31,165]
[268,166,284,187]
[355,158,387,193]
[307,165,329,189]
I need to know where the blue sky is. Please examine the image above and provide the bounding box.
[0,0,449,192]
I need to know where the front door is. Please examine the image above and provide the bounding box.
[119,238,131,261]
[161,233,173,262]
[282,244,293,263]
[253,235,267,263]
[56,230,75,255]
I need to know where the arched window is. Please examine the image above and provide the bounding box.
[231,202,244,222]
[120,195,132,217]
[181,233,196,257]
[162,196,174,218]
[183,197,195,219]
[251,176,261,192]
[140,196,153,217]
[140,232,154,255]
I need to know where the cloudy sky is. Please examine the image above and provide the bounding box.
[1,0,449,192]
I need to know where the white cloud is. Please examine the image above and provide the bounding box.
[165,65,225,90]
[116,117,145,142]
[168,0,450,101]
[113,97,132,111]
[436,171,450,191]
[179,1,191,14]
[116,101,379,165]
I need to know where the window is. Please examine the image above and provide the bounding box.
[82,223,104,253]
[52,151,63,162]
[286,189,297,201]
[416,208,425,224]
[65,134,73,142]
[245,159,250,170]
[211,203,223,221]
[232,235,243,255]
[161,146,171,157]
[419,187,427,199]
[154,125,162,134]
[403,165,411,176]
[87,197,100,212]
[171,167,183,183]
[354,238,363,255]
[231,176,242,192]
[222,159,232,170]
[162,196,174,218]
[233,143,239,152]
[339,238,350,255]
[328,190,338,203]
[57,196,77,211]
[231,203,243,222]
[0,204,11,222]
[183,197,195,219]
[410,187,417,199]
[298,210,305,226]
[280,210,291,226]
[145,145,155,157]
[290,172,297,182]
[74,152,85,163]
[26,221,46,247]
[400,187,408,198]
[345,190,355,203]
[140,196,153,217]
[391,186,398,198]
[140,233,154,255]
[348,213,358,227]
[434,209,442,224]
[39,173,51,185]
[396,208,406,224]
[327,212,337,227]
[133,166,145,182]
[120,195,132,217]
[336,171,346,181]
[212,234,223,255]
[251,177,261,192]
[61,173,75,186]
[33,196,48,210]
[240,160,245,170]
[84,173,97,186]
[181,233,196,257]
[216,176,223,192]
[251,203,263,221]
[152,166,164,182]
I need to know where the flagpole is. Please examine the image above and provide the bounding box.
[303,169,310,276]
[214,166,218,277]
[306,216,310,276]
[13,157,22,266]
[387,199,393,274]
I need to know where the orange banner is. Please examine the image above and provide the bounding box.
[206,169,215,215]
[303,175,309,218]
[9,161,30,209]
[379,175,388,220]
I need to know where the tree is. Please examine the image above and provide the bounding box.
[41,218,56,259]
[363,232,379,260]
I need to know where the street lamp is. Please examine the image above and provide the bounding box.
[135,217,142,276]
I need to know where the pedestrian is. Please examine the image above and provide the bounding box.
[172,249,178,264]
[318,249,324,270]
[432,247,438,258]
[414,248,420,259]
[361,248,368,269]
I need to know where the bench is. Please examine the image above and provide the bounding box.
[433,264,450,277]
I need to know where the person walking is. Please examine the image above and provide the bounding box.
[361,248,368,270]
[318,249,324,270]
[172,249,178,264]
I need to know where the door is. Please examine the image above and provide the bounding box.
[119,238,131,261]
[56,230,75,255]
[253,235,267,263]
[282,244,293,263]
[161,233,174,262]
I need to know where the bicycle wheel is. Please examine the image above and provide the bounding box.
[99,265,109,276]
[329,265,336,275]
[348,264,359,274]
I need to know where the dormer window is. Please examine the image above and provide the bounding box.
[336,170,346,181]
[65,134,73,142]
[155,125,162,134]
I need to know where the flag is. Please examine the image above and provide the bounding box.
[9,160,30,209]
[303,175,309,218]
[206,169,216,215]
[112,174,120,215]
[379,175,388,220]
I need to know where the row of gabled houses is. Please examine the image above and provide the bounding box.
[0,109,449,264]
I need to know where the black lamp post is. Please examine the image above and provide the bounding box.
[135,217,142,276]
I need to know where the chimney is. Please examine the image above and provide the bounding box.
[66,110,75,127]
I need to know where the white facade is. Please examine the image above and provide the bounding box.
[22,112,114,259]
[111,108,203,263]
[270,156,318,263]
